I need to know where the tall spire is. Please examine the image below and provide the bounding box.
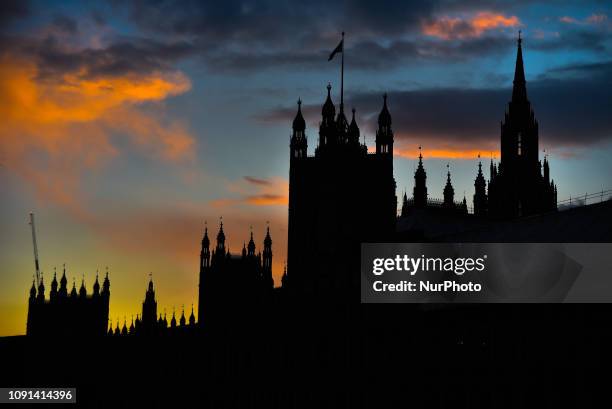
[512,30,527,102]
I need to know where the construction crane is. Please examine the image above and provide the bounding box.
[29,212,41,287]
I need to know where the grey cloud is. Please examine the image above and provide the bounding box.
[258,60,612,148]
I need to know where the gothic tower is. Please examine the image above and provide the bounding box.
[488,33,557,217]
[141,276,157,333]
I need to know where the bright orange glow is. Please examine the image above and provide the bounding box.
[423,12,520,40]
[395,147,500,160]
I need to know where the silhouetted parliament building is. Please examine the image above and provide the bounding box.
[26,35,562,335]
[12,36,612,408]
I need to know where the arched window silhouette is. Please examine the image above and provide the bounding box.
[517,132,522,156]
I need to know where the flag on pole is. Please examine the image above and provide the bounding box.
[328,39,343,61]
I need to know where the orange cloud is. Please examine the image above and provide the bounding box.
[0,52,194,217]
[211,176,289,208]
[395,147,500,160]
[423,12,520,40]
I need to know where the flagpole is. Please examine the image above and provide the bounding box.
[341,31,344,110]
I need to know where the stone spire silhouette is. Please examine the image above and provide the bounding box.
[474,155,488,216]
[413,147,427,207]
[322,84,335,125]
[189,304,196,326]
[179,306,186,327]
[319,83,336,149]
[247,228,256,257]
[30,277,37,300]
[348,108,360,145]
[443,163,455,208]
[512,31,527,102]
[170,307,177,329]
[79,276,87,298]
[200,222,210,269]
[70,278,77,298]
[93,270,100,296]
[401,190,409,217]
[376,93,393,155]
[50,268,58,301]
[37,274,45,301]
[291,98,307,159]
[59,264,68,297]
[142,274,157,332]
[216,218,226,255]
[102,268,110,296]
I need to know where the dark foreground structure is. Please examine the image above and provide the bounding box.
[2,36,611,408]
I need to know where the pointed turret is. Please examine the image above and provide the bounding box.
[50,269,58,301]
[318,83,336,149]
[281,263,288,288]
[29,278,37,300]
[401,191,409,217]
[142,274,157,332]
[376,93,393,155]
[102,269,110,297]
[247,230,256,257]
[291,99,308,159]
[93,271,100,296]
[413,147,427,207]
[443,164,455,208]
[200,224,211,269]
[170,308,177,329]
[70,278,77,299]
[262,225,273,288]
[348,108,360,145]
[322,83,335,125]
[79,276,87,298]
[216,220,226,255]
[179,306,186,327]
[474,158,488,216]
[59,265,68,297]
[121,318,128,336]
[37,275,45,301]
[189,305,196,326]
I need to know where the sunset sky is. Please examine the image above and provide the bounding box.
[1,0,611,336]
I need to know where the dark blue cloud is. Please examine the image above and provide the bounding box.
[258,60,612,148]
